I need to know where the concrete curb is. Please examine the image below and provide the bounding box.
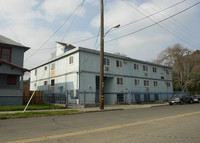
[0,103,169,114]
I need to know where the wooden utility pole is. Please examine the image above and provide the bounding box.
[99,0,104,110]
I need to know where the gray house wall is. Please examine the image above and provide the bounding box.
[0,36,29,106]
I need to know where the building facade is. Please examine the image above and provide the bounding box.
[30,42,173,104]
[0,35,30,105]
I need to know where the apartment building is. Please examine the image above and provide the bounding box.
[30,42,173,104]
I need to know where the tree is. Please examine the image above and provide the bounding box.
[154,44,200,94]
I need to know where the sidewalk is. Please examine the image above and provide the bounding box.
[76,102,169,112]
[0,102,169,114]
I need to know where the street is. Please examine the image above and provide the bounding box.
[1,104,200,143]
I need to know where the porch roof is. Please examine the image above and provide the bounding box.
[0,59,30,73]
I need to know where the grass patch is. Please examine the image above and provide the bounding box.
[0,104,63,111]
[0,110,82,119]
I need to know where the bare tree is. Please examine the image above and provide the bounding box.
[154,44,200,94]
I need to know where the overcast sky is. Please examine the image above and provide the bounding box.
[0,0,200,73]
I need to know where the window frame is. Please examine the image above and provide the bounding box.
[166,82,170,88]
[104,57,110,67]
[117,77,124,86]
[143,65,148,72]
[69,56,74,65]
[116,60,123,68]
[152,67,157,73]
[0,46,11,62]
[7,75,17,85]
[44,81,47,85]
[143,80,149,87]
[166,69,170,75]
[134,63,139,71]
[153,81,158,87]
[51,79,55,86]
[134,79,140,87]
[51,63,55,70]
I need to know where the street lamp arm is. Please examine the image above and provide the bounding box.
[104,24,120,37]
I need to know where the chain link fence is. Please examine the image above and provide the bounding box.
[21,90,190,107]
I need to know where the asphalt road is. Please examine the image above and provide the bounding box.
[1,104,200,143]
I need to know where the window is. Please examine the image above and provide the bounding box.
[51,79,55,86]
[51,63,55,70]
[153,81,158,87]
[152,67,157,73]
[117,77,123,85]
[35,69,37,76]
[116,60,122,67]
[134,79,140,86]
[134,63,139,71]
[69,56,73,64]
[166,82,170,87]
[143,65,148,72]
[7,75,17,85]
[144,80,149,87]
[44,81,47,85]
[0,47,11,62]
[34,83,37,87]
[104,58,110,66]
[161,76,164,79]
[166,69,170,75]
[44,66,47,70]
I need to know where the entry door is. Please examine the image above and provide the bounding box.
[117,94,124,103]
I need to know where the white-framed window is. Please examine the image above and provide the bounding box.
[134,79,140,86]
[35,69,37,76]
[144,80,149,87]
[134,63,139,71]
[69,56,74,64]
[51,63,55,70]
[143,65,148,72]
[117,77,123,85]
[152,67,157,73]
[104,58,110,66]
[166,69,170,75]
[153,81,158,87]
[34,83,37,87]
[51,79,55,86]
[44,66,47,70]
[166,82,170,87]
[44,81,47,85]
[116,60,122,68]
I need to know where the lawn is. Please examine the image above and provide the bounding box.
[0,110,82,119]
[0,104,63,111]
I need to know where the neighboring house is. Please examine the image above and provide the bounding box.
[30,42,173,105]
[0,35,30,106]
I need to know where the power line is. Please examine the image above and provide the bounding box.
[139,0,200,47]
[68,0,188,45]
[25,0,86,61]
[120,0,187,29]
[106,1,200,49]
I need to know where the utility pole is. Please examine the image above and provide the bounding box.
[99,0,104,110]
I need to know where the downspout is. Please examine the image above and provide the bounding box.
[78,50,81,105]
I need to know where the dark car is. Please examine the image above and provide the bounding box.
[179,95,194,104]
[192,95,200,103]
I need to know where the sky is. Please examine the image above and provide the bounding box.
[0,0,200,78]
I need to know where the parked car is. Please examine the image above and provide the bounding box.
[192,95,200,103]
[169,95,198,105]
[168,96,181,105]
[179,95,194,104]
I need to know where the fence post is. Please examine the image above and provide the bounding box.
[66,90,69,108]
[128,91,131,104]
[131,91,133,104]
[83,90,86,106]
